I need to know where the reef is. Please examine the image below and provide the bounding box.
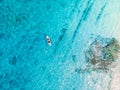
[85,36,120,70]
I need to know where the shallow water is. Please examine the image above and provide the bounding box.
[0,0,120,90]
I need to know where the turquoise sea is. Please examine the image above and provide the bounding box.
[0,0,120,90]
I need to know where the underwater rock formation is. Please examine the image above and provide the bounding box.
[85,36,120,70]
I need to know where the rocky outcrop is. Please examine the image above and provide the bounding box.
[85,36,120,70]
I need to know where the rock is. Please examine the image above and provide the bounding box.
[85,36,120,69]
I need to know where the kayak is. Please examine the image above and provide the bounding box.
[46,35,51,46]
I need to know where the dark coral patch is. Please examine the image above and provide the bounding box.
[72,55,76,62]
[0,33,5,39]
[9,56,17,65]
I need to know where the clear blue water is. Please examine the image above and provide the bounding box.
[0,0,120,90]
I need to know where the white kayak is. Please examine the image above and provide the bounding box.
[46,35,51,46]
